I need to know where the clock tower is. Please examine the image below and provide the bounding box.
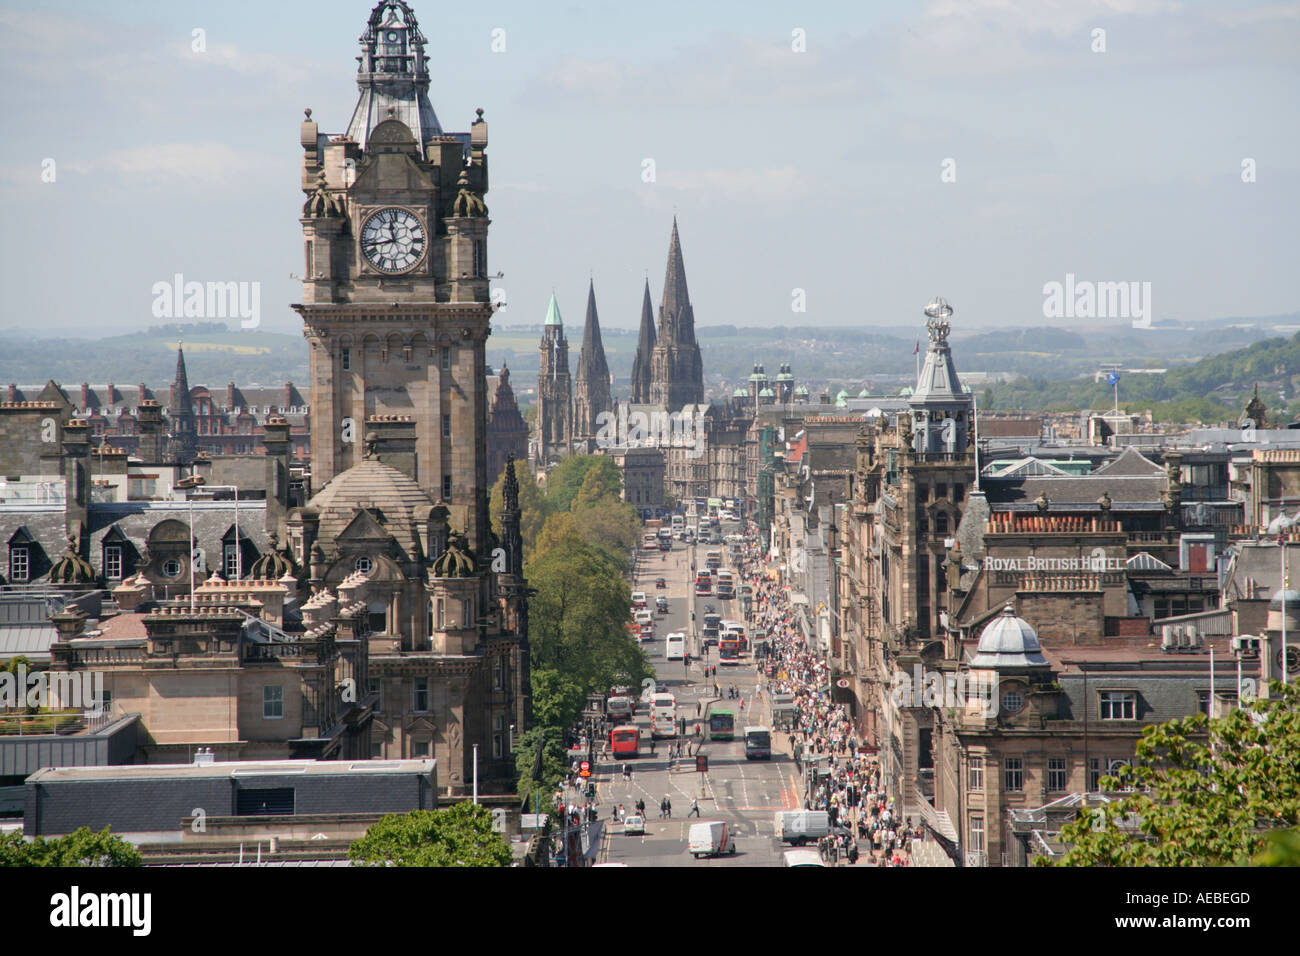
[294,0,493,556]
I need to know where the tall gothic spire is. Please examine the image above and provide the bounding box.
[630,279,656,404]
[658,215,696,345]
[573,280,612,441]
[649,217,704,408]
[166,344,197,463]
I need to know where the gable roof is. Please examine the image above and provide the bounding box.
[1093,446,1164,477]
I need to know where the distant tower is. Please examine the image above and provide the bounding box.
[486,363,529,488]
[649,217,704,409]
[909,298,974,455]
[630,280,656,404]
[166,345,197,464]
[537,293,572,465]
[748,363,768,405]
[572,280,613,448]
[776,363,795,404]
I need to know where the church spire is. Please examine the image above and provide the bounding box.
[573,280,612,443]
[649,217,704,408]
[630,279,656,404]
[166,344,197,464]
[659,215,695,345]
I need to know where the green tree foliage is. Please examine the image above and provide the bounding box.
[526,514,651,703]
[529,667,585,732]
[1047,681,1300,867]
[544,455,620,515]
[0,826,142,867]
[570,473,639,573]
[514,725,569,810]
[347,804,512,867]
[488,461,549,558]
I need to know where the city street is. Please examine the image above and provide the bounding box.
[592,525,802,867]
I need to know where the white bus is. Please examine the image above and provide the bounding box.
[650,692,676,721]
[665,632,686,661]
[716,569,735,599]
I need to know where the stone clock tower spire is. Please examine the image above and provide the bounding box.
[293,0,494,557]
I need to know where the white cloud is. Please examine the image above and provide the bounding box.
[643,165,809,205]
[101,142,271,187]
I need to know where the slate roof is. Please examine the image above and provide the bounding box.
[1093,446,1164,477]
[981,474,1167,510]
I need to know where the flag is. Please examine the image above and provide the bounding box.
[913,341,920,355]
[1106,371,1120,387]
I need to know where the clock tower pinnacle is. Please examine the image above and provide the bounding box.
[293,1,494,558]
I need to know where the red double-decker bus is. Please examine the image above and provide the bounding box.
[695,571,712,596]
[719,637,742,666]
[609,725,640,758]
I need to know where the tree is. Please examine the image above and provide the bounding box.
[545,455,620,515]
[1047,681,1300,867]
[514,725,569,810]
[527,514,651,698]
[0,826,142,867]
[571,462,623,509]
[347,804,512,867]
[529,667,585,732]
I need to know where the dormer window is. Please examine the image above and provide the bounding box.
[8,545,29,583]
[354,555,373,574]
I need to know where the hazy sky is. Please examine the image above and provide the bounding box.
[1,0,1296,338]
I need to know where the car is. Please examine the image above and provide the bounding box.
[655,577,666,589]
[703,604,715,615]
[623,814,646,835]
[655,596,669,613]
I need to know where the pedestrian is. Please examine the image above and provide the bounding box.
[689,797,700,818]
[623,763,632,782]
[665,796,672,818]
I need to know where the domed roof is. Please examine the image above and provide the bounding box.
[1269,587,1300,610]
[970,606,1048,668]
[732,387,748,397]
[795,384,809,395]
[858,387,871,398]
[306,457,436,554]
[759,387,775,397]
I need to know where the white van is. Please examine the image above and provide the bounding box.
[634,609,654,628]
[774,810,831,846]
[665,632,685,661]
[688,821,735,859]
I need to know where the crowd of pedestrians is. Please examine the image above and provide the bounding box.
[736,525,922,867]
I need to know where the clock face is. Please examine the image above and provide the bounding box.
[360,207,426,274]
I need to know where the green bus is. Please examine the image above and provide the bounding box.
[708,707,735,741]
